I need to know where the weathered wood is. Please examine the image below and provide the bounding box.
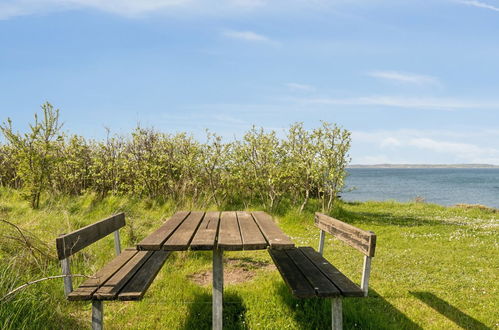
[92,300,103,330]
[137,211,190,250]
[237,211,268,250]
[190,211,220,250]
[68,249,138,301]
[217,211,242,250]
[268,249,316,298]
[360,255,372,297]
[331,297,343,330]
[299,247,364,297]
[118,251,170,300]
[61,257,73,296]
[162,211,205,250]
[213,248,223,330]
[252,211,294,249]
[94,251,153,300]
[56,213,126,260]
[315,213,376,257]
[285,248,340,297]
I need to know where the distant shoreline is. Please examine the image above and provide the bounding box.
[348,164,499,169]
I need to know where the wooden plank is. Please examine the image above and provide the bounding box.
[67,248,137,301]
[118,251,170,300]
[162,211,205,250]
[285,248,341,297]
[299,247,364,297]
[56,213,125,260]
[217,211,242,250]
[237,211,268,250]
[268,249,316,298]
[190,211,220,250]
[252,211,294,249]
[213,248,224,330]
[94,250,154,300]
[136,211,190,250]
[315,213,376,257]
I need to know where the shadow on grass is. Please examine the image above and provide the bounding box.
[277,283,422,329]
[410,291,490,330]
[183,291,247,330]
[332,206,448,227]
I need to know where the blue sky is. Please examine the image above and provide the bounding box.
[1,0,499,164]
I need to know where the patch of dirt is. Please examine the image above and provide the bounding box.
[187,257,276,286]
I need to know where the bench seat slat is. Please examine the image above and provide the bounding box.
[67,248,138,301]
[94,251,154,300]
[268,249,316,298]
[118,251,171,300]
[285,248,341,297]
[299,247,364,297]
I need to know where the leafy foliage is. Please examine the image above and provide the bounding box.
[0,104,351,212]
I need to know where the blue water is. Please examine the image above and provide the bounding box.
[342,168,499,209]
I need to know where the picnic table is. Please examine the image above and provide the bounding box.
[136,210,295,330]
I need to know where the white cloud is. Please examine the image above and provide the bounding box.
[286,83,315,92]
[459,0,499,12]
[301,96,499,110]
[222,30,271,42]
[351,129,499,164]
[368,70,440,86]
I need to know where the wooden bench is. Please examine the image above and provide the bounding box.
[55,213,170,330]
[269,212,377,330]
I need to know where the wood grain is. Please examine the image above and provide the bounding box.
[190,211,220,250]
[94,251,153,300]
[252,211,294,249]
[237,211,267,250]
[217,211,242,250]
[315,213,376,257]
[137,211,190,250]
[162,211,205,250]
[118,251,170,300]
[56,213,125,260]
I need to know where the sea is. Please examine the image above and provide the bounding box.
[342,168,499,209]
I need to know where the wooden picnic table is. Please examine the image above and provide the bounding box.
[136,211,294,330]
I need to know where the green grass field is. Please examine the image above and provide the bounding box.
[0,188,497,329]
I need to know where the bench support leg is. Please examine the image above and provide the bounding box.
[213,248,223,330]
[60,258,73,296]
[331,297,343,330]
[113,230,121,256]
[361,255,372,297]
[92,300,103,330]
[318,230,326,255]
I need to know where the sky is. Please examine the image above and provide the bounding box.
[1,0,499,164]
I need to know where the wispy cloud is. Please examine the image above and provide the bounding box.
[222,30,271,42]
[285,83,315,92]
[459,0,499,12]
[352,129,499,164]
[368,70,440,86]
[301,96,499,110]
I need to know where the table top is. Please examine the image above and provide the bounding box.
[137,211,295,251]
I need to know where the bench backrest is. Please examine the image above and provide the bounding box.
[315,212,376,257]
[56,213,125,260]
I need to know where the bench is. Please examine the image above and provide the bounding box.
[269,212,377,330]
[55,213,170,330]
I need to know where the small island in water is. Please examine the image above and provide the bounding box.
[348,164,499,169]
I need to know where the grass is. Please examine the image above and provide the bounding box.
[0,188,497,329]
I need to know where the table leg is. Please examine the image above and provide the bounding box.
[213,248,223,330]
